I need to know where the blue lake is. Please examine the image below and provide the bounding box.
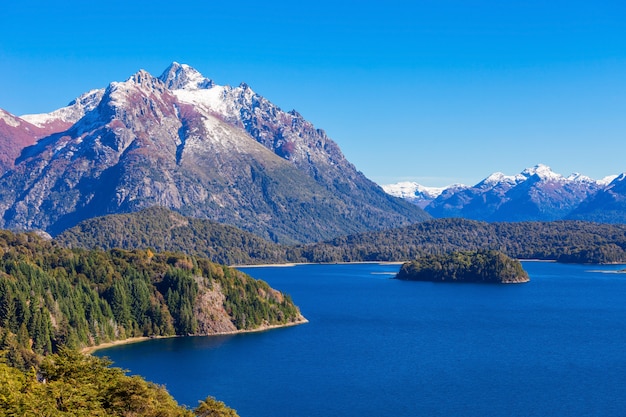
[97,262,626,416]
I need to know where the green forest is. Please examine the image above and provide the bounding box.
[296,218,626,264]
[56,207,292,266]
[0,347,237,416]
[0,229,304,416]
[57,209,626,265]
[396,250,530,283]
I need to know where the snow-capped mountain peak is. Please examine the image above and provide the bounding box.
[382,182,447,199]
[566,172,596,183]
[521,164,563,181]
[103,70,173,111]
[0,63,429,240]
[381,181,463,208]
[481,171,525,186]
[159,62,214,91]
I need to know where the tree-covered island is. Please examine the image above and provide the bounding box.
[396,250,530,284]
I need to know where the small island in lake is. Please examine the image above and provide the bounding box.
[396,250,530,284]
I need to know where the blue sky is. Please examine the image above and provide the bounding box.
[1,0,625,186]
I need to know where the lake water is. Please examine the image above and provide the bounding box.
[97,262,626,416]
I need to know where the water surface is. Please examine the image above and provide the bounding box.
[98,262,626,416]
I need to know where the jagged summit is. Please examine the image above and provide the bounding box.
[159,62,214,90]
[521,164,563,181]
[480,171,525,187]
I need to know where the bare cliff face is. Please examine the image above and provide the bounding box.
[0,64,428,243]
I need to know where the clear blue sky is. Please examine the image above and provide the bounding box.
[2,0,625,186]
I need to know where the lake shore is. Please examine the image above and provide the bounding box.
[82,317,308,355]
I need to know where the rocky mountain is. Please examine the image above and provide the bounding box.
[0,63,428,243]
[20,89,105,131]
[0,90,106,176]
[567,174,626,223]
[384,164,621,222]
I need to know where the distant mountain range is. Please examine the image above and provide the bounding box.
[0,63,428,243]
[383,164,626,223]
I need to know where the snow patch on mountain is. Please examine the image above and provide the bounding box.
[520,164,563,181]
[566,172,596,183]
[382,182,448,199]
[172,85,232,117]
[382,181,465,208]
[480,172,526,187]
[21,89,104,128]
[599,174,619,186]
[0,109,22,127]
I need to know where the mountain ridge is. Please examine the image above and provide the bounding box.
[384,164,624,223]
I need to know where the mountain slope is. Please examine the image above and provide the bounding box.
[567,174,626,223]
[0,110,45,175]
[392,165,608,222]
[0,64,428,242]
[0,91,105,176]
[159,63,427,231]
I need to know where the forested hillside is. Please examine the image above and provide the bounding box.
[0,230,303,371]
[56,207,289,265]
[56,210,626,265]
[295,219,626,264]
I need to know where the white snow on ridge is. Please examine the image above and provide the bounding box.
[21,89,104,128]
[173,85,233,118]
[566,172,593,182]
[0,109,22,127]
[384,164,621,204]
[481,171,525,186]
[598,174,619,186]
[382,181,450,199]
[521,164,563,181]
